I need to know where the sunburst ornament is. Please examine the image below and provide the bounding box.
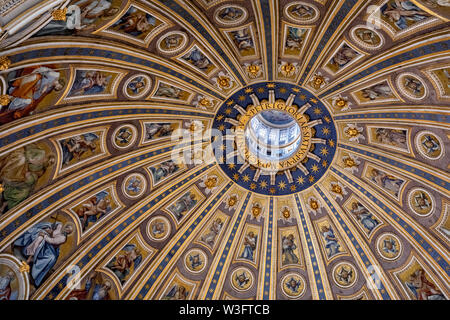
[279,206,294,223]
[213,72,234,91]
[251,202,264,221]
[307,196,322,215]
[330,181,347,200]
[195,95,213,110]
[225,194,239,210]
[322,127,330,136]
[212,82,337,195]
[333,96,351,111]
[344,124,365,143]
[342,154,361,173]
[200,175,219,194]
[279,61,298,77]
[310,73,328,90]
[282,207,291,219]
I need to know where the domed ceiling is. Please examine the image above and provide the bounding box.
[0,0,448,300]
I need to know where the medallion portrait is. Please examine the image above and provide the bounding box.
[281,273,306,298]
[184,249,207,274]
[112,124,137,149]
[147,216,171,241]
[230,267,254,292]
[376,233,402,261]
[415,131,444,160]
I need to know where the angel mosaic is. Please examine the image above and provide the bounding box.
[378,234,401,260]
[185,249,206,273]
[106,244,142,285]
[154,83,189,100]
[181,47,215,73]
[126,76,148,97]
[418,133,442,159]
[403,76,425,97]
[68,70,113,97]
[108,6,162,40]
[384,237,399,254]
[229,27,255,56]
[114,125,135,147]
[147,217,170,241]
[187,254,202,271]
[334,264,356,287]
[144,122,175,141]
[284,27,308,55]
[409,189,433,216]
[357,81,395,102]
[217,7,244,21]
[163,284,189,300]
[284,276,303,296]
[353,28,382,47]
[232,269,251,291]
[286,3,317,21]
[60,132,100,168]
[124,174,145,198]
[380,0,431,31]
[160,33,185,51]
